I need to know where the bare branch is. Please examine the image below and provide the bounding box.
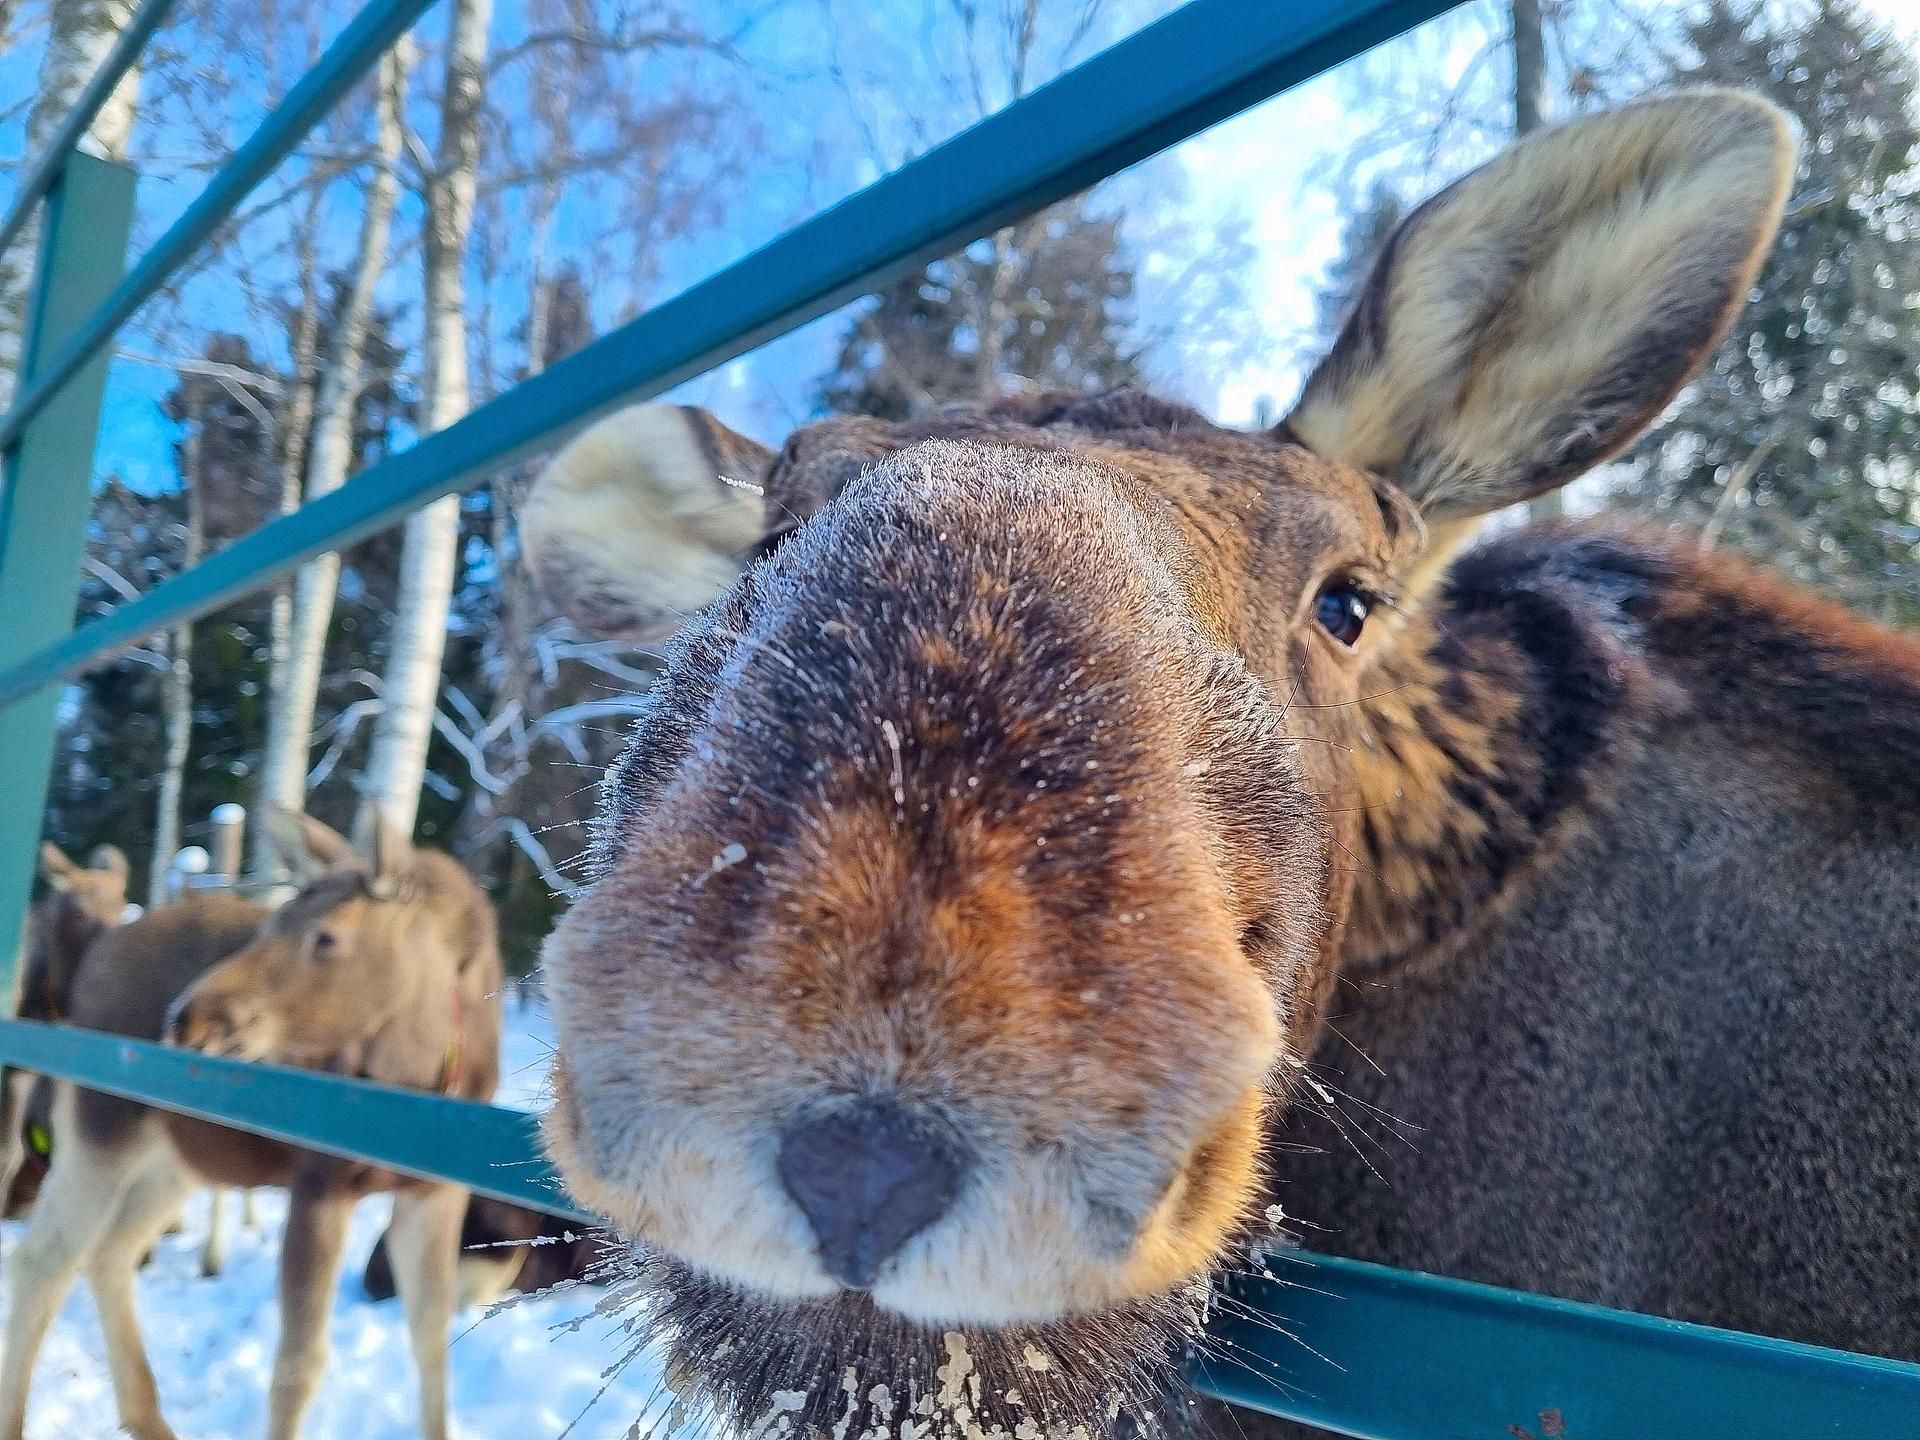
[115,349,285,395]
[82,555,144,602]
[487,24,742,75]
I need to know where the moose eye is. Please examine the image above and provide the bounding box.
[311,930,337,956]
[1315,581,1372,646]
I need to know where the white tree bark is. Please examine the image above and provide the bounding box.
[0,0,143,411]
[258,42,411,850]
[151,417,204,909]
[248,215,319,876]
[357,0,489,842]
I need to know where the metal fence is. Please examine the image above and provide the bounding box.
[0,2,1916,1436]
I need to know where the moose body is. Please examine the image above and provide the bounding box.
[1272,528,1920,1369]
[0,816,503,1440]
[512,86,1920,1440]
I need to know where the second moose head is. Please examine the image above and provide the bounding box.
[166,810,498,1096]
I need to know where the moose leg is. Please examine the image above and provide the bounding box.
[242,1187,260,1229]
[386,1184,466,1440]
[0,1068,30,1217]
[201,1187,227,1277]
[88,1151,194,1440]
[0,1090,143,1440]
[267,1183,354,1440]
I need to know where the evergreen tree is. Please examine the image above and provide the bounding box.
[1311,183,1406,357]
[818,199,1142,419]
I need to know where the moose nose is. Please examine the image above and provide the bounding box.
[777,1101,965,1290]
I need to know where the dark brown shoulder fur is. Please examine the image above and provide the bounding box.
[1344,521,1920,975]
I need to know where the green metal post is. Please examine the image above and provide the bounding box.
[0,152,139,1006]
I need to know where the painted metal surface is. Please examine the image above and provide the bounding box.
[1200,1252,1920,1438]
[0,0,436,456]
[0,0,1457,708]
[0,0,178,263]
[6,998,1917,1440]
[0,1018,589,1221]
[0,154,138,1005]
[0,3,1914,1434]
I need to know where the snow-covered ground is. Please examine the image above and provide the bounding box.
[0,1000,669,1440]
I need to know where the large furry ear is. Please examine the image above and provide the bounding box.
[522,404,774,642]
[86,844,130,879]
[265,808,361,885]
[1288,88,1795,521]
[38,843,79,891]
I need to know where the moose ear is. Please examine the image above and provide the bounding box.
[366,808,414,902]
[522,404,774,643]
[1288,88,1795,522]
[265,808,360,884]
[38,843,79,891]
[86,845,130,879]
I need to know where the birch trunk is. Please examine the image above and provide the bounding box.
[357,0,489,843]
[257,43,410,854]
[0,0,143,411]
[248,217,321,875]
[151,418,205,908]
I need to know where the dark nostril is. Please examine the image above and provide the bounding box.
[777,1100,965,1290]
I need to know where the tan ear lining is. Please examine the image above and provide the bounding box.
[522,404,774,643]
[265,807,360,882]
[1288,88,1796,522]
[37,842,78,890]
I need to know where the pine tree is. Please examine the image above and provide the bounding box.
[818,199,1141,419]
[1310,183,1406,358]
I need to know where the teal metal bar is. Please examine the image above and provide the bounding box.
[6,1004,1917,1440]
[0,0,178,264]
[0,0,433,456]
[0,0,1456,707]
[1198,1253,1920,1439]
[0,154,138,1006]
[0,1018,589,1221]
[5,6,1911,1435]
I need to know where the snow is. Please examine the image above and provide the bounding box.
[0,999,669,1440]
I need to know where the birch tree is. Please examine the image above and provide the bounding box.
[357,0,490,842]
[149,409,203,907]
[255,41,411,861]
[0,0,143,411]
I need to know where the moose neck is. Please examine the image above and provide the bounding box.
[1332,521,1920,982]
[1334,526,1663,979]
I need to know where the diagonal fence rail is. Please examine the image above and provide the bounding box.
[1,3,1917,1438]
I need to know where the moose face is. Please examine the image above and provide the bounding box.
[165,811,433,1071]
[30,842,132,1014]
[529,91,1794,1439]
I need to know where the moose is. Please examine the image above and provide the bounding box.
[8,843,267,1281]
[0,811,503,1440]
[518,89,1920,1440]
[3,842,134,1217]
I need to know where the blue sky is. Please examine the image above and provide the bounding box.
[3,0,1917,503]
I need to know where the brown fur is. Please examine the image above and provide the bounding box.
[2,843,131,1217]
[513,91,1901,1440]
[0,816,503,1440]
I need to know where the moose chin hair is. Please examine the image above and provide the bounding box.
[591,1245,1218,1440]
